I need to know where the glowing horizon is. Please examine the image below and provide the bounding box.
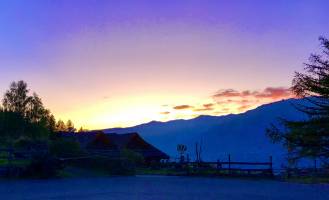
[0,0,328,129]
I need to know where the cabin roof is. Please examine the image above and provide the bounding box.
[57,131,169,160]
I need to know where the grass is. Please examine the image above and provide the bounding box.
[59,166,113,178]
[0,158,30,167]
[136,168,274,178]
[137,168,185,176]
[284,176,329,184]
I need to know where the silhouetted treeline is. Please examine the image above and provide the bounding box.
[267,37,329,164]
[0,80,79,146]
[0,81,85,178]
[0,81,55,144]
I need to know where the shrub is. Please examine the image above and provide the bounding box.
[21,153,63,178]
[121,149,144,167]
[49,138,84,158]
[69,156,136,175]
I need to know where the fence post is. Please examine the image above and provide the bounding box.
[228,154,231,174]
[314,159,317,173]
[269,156,273,176]
[8,148,14,175]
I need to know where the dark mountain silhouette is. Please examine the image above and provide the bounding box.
[104,98,310,168]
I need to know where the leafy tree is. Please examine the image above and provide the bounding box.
[78,126,88,133]
[49,137,83,158]
[78,127,83,132]
[267,37,329,162]
[55,119,66,132]
[66,120,76,133]
[26,93,45,123]
[46,114,56,133]
[0,80,55,143]
[2,80,31,114]
[0,111,26,144]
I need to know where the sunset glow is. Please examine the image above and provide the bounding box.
[0,0,328,129]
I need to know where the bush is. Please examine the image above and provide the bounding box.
[49,138,84,158]
[121,149,144,167]
[69,156,136,175]
[21,153,63,178]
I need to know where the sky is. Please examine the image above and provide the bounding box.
[0,0,328,129]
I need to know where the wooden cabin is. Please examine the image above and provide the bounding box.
[58,131,169,163]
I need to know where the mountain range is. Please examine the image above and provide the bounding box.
[104,98,310,168]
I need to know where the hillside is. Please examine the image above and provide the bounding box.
[104,98,310,168]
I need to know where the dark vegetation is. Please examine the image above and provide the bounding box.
[0,81,141,178]
[267,37,329,181]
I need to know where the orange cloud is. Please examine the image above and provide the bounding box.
[213,87,293,100]
[213,89,242,98]
[173,105,194,110]
[159,87,293,121]
[160,111,170,115]
[237,105,251,112]
[193,107,214,112]
[193,103,215,112]
[203,103,214,108]
[221,108,230,112]
[254,87,292,99]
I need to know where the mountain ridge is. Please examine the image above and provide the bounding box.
[103,98,309,168]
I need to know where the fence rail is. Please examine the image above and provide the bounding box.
[164,154,274,177]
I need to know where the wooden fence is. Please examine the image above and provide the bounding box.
[165,154,274,177]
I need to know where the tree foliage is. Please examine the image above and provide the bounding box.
[0,81,58,143]
[66,119,76,133]
[267,37,329,162]
[2,81,30,114]
[55,119,76,132]
[0,80,79,177]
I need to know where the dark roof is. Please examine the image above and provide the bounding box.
[108,132,169,159]
[57,131,169,160]
[57,130,104,148]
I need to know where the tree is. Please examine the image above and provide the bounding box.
[66,120,76,133]
[2,80,31,114]
[0,111,26,144]
[46,114,56,133]
[1,80,56,142]
[267,37,329,162]
[78,127,83,133]
[26,93,47,123]
[78,126,88,133]
[55,120,67,132]
[2,81,52,125]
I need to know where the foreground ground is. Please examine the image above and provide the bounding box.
[0,176,328,200]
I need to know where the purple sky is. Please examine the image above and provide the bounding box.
[0,0,328,129]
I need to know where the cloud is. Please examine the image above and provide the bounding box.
[160,111,170,115]
[213,87,293,100]
[254,87,292,99]
[213,89,242,98]
[203,103,214,108]
[240,99,250,103]
[193,107,214,112]
[173,105,194,110]
[193,103,215,112]
[213,111,228,115]
[163,87,292,118]
[237,105,251,111]
[218,99,251,104]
